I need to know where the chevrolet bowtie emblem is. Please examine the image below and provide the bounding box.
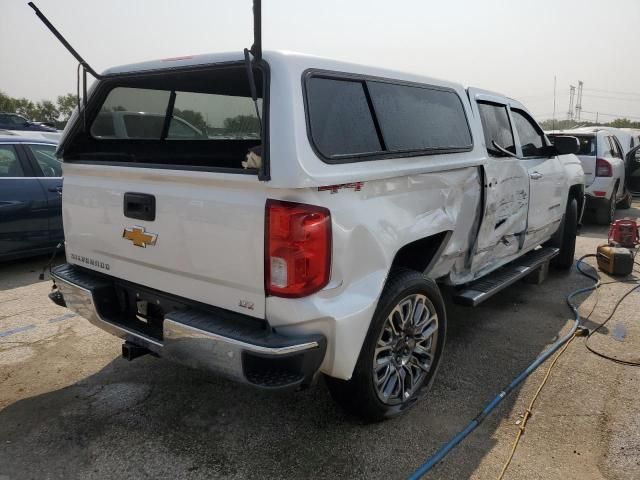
[122,226,158,248]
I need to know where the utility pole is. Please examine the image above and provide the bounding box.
[575,81,584,122]
[567,85,576,121]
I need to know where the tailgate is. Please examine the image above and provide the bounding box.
[62,164,267,318]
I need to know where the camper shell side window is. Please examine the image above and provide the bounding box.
[303,70,473,164]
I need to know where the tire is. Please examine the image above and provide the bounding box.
[595,185,617,225]
[551,197,578,270]
[618,186,633,209]
[325,268,446,422]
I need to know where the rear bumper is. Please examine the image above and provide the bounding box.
[585,178,615,208]
[51,264,326,390]
[585,193,611,210]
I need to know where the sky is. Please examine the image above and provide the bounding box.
[1,0,640,122]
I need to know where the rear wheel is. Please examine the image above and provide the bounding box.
[618,186,633,209]
[325,269,446,422]
[551,197,578,270]
[595,185,617,225]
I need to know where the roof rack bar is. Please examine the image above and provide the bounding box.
[250,0,262,61]
[27,2,101,79]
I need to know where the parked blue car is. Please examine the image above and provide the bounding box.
[0,135,62,261]
[0,113,58,132]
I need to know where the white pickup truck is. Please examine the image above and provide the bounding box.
[49,50,584,421]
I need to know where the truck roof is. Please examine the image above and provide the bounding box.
[101,49,470,94]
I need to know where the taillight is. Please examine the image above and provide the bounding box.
[596,158,612,177]
[265,199,331,298]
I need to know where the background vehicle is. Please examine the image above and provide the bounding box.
[549,127,632,224]
[1,128,62,142]
[0,135,62,261]
[627,144,640,194]
[0,112,57,132]
[92,111,206,139]
[50,51,583,422]
[620,128,640,150]
[596,127,634,157]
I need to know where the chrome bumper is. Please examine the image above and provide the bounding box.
[52,264,326,389]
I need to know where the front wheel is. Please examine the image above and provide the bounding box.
[325,269,446,422]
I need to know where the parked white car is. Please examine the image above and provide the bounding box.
[49,50,584,421]
[549,127,632,224]
[595,126,634,156]
[0,128,62,143]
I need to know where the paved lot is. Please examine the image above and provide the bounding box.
[1,205,640,480]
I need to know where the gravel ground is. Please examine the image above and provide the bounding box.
[1,204,639,480]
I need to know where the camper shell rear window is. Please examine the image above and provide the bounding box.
[303,71,473,163]
[61,62,267,176]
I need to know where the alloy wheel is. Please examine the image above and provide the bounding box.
[372,294,439,405]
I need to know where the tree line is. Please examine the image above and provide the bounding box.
[1,90,77,129]
[1,89,261,135]
[538,118,640,130]
[13,88,636,134]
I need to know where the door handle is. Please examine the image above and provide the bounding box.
[124,192,156,221]
[530,172,543,180]
[48,186,63,195]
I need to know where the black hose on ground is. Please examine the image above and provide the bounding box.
[409,254,600,479]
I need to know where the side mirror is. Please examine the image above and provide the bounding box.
[550,135,580,155]
[539,145,558,157]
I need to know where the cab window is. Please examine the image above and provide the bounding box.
[511,109,545,157]
[477,102,515,156]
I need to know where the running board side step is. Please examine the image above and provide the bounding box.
[453,247,559,307]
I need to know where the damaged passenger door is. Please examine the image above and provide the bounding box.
[469,92,529,273]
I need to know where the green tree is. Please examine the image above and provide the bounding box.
[173,108,207,131]
[12,98,37,119]
[609,118,636,128]
[539,117,640,130]
[223,114,260,135]
[0,91,16,112]
[34,100,60,123]
[56,93,78,121]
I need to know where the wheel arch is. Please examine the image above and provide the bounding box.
[568,183,585,221]
[389,231,452,276]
